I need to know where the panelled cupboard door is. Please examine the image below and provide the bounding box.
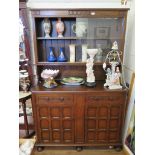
[85,93,124,144]
[36,94,75,144]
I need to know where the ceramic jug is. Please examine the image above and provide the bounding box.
[72,23,87,37]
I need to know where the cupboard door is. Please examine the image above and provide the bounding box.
[85,104,109,143]
[36,94,74,144]
[85,94,124,144]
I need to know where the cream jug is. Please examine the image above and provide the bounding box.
[72,23,87,37]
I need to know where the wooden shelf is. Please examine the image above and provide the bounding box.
[37,62,103,66]
[37,37,77,40]
[37,37,121,40]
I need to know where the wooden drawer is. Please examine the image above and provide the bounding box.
[36,94,73,105]
[86,93,123,104]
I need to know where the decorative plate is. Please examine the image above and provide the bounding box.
[61,77,84,85]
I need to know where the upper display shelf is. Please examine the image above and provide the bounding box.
[35,17,125,39]
[37,37,123,40]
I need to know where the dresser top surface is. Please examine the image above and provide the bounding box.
[31,81,128,93]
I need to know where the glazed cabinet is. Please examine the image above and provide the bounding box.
[30,9,128,150]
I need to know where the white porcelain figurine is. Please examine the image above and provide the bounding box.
[86,49,98,87]
[103,41,122,89]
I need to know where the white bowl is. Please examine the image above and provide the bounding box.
[86,49,98,57]
[41,69,59,79]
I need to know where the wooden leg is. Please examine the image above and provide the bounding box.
[114,145,123,152]
[76,146,83,152]
[37,146,44,152]
[21,101,29,137]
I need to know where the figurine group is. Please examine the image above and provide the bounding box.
[103,41,122,89]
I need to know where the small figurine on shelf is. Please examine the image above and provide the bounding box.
[47,47,57,62]
[57,47,67,62]
[85,49,98,87]
[56,18,64,38]
[41,69,59,88]
[103,41,123,89]
[43,18,51,38]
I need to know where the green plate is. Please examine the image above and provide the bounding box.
[61,77,84,84]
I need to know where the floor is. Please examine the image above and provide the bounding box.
[32,147,126,155]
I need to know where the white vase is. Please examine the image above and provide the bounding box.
[56,18,64,38]
[82,44,88,62]
[69,44,76,62]
[43,18,51,38]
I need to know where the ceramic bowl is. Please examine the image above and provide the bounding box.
[41,69,59,80]
[86,49,98,58]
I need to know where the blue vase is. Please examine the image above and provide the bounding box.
[57,47,67,62]
[48,47,57,62]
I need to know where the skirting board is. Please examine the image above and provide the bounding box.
[123,144,134,155]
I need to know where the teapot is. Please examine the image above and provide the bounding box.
[72,23,87,37]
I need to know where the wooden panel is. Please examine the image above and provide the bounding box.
[62,107,72,118]
[50,107,61,118]
[39,107,48,117]
[51,120,61,129]
[98,107,108,117]
[87,107,97,117]
[63,131,73,143]
[52,131,61,143]
[40,119,49,129]
[63,120,72,129]
[41,131,50,142]
[87,131,96,143]
[74,94,85,143]
[97,131,107,142]
[109,131,119,142]
[109,119,119,128]
[110,106,121,117]
[98,120,107,129]
[87,120,96,129]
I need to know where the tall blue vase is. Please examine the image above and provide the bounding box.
[57,47,67,62]
[47,47,57,62]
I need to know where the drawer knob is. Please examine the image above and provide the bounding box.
[59,97,64,102]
